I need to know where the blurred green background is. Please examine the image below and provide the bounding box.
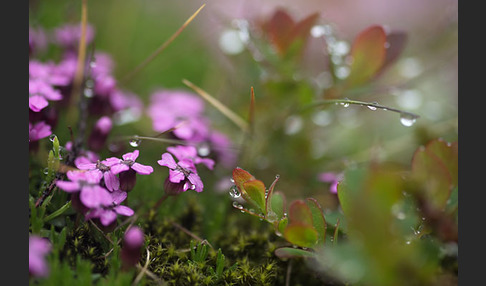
[29,0,458,236]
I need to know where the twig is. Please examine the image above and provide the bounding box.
[133,249,152,285]
[183,79,249,133]
[170,220,214,249]
[121,4,206,83]
[285,259,293,286]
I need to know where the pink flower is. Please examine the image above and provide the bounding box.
[167,145,215,170]
[109,150,154,192]
[147,89,210,141]
[157,153,204,193]
[318,172,343,194]
[87,116,113,152]
[29,236,51,278]
[56,170,112,208]
[121,226,144,270]
[29,121,52,142]
[75,156,120,192]
[53,23,95,49]
[85,190,134,226]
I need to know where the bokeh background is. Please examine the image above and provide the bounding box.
[29,0,458,236]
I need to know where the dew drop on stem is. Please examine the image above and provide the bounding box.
[229,185,241,199]
[399,112,417,127]
[129,135,141,147]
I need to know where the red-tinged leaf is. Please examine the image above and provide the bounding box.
[306,198,327,246]
[378,31,407,75]
[424,139,458,188]
[345,25,387,88]
[274,247,315,259]
[288,200,313,226]
[264,9,319,58]
[411,146,453,211]
[242,179,267,214]
[283,223,318,248]
[232,167,255,197]
[264,9,295,56]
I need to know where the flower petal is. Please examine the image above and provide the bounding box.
[100,210,117,226]
[157,153,178,169]
[80,185,112,208]
[169,169,185,183]
[122,149,139,161]
[104,170,120,191]
[56,181,80,192]
[29,95,49,112]
[111,163,130,175]
[131,162,153,175]
[187,173,204,192]
[114,205,134,216]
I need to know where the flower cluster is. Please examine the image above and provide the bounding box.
[147,89,237,168]
[56,150,153,227]
[157,145,215,195]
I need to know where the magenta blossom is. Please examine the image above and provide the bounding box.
[53,23,95,49]
[29,121,52,142]
[318,172,343,194]
[87,116,113,152]
[167,145,215,170]
[110,150,154,192]
[75,155,120,192]
[147,89,210,141]
[56,170,112,208]
[121,226,145,270]
[29,236,51,278]
[158,153,204,194]
[85,190,134,226]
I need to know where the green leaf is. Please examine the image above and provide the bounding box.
[242,179,267,214]
[274,247,316,259]
[306,198,327,247]
[268,191,286,222]
[283,223,318,248]
[344,25,387,88]
[288,200,313,226]
[424,139,458,187]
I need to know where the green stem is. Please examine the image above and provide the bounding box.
[302,98,420,119]
[43,201,72,222]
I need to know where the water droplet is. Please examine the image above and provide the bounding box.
[49,134,57,142]
[396,212,406,220]
[335,65,350,79]
[129,136,141,147]
[84,88,93,98]
[230,178,235,183]
[266,211,278,222]
[232,201,243,209]
[399,113,417,127]
[219,29,245,55]
[405,240,411,245]
[366,102,379,111]
[229,186,241,199]
[90,61,97,68]
[197,143,211,157]
[340,102,350,108]
[284,115,303,135]
[275,174,280,179]
[43,168,49,175]
[191,184,196,190]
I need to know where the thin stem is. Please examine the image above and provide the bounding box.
[303,98,420,119]
[43,201,72,222]
[133,249,151,285]
[151,193,170,212]
[170,220,214,249]
[121,4,206,83]
[183,79,249,133]
[70,0,88,106]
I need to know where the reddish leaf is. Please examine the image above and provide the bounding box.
[288,200,313,226]
[379,31,407,75]
[345,25,387,88]
[411,146,453,211]
[264,9,319,57]
[424,139,458,187]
